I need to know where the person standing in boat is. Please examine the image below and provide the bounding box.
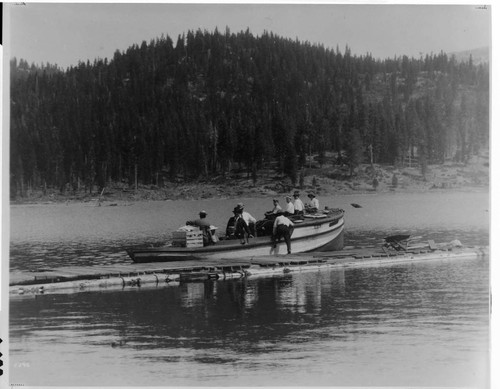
[292,191,305,215]
[272,214,294,254]
[284,195,295,216]
[236,203,257,236]
[305,193,319,213]
[231,207,252,244]
[186,210,214,246]
[225,208,239,239]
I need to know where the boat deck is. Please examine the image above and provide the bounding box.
[9,245,488,296]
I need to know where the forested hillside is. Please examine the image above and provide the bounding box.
[10,28,489,198]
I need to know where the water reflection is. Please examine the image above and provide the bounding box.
[10,255,489,387]
[9,193,490,386]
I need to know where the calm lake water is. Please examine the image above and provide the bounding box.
[8,190,490,387]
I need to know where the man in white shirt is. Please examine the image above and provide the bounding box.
[292,191,305,215]
[284,196,295,215]
[272,215,294,254]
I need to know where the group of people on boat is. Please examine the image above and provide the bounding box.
[269,191,319,216]
[186,191,321,254]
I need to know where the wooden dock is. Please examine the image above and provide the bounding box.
[9,245,488,296]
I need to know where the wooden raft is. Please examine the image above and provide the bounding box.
[9,245,486,289]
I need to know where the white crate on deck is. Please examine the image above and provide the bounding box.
[172,226,204,247]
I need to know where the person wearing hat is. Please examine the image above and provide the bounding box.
[284,195,295,216]
[272,214,294,254]
[186,210,211,229]
[226,206,251,243]
[186,211,214,245]
[225,208,238,239]
[305,193,319,213]
[235,203,257,236]
[292,191,305,215]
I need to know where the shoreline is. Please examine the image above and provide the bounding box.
[9,158,489,206]
[9,184,490,207]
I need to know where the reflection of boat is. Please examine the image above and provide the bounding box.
[127,209,345,263]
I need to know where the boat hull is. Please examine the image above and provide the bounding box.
[128,212,345,263]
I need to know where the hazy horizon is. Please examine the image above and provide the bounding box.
[4,3,491,70]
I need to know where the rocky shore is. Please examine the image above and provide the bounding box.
[10,154,489,205]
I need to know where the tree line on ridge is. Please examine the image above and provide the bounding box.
[10,28,489,197]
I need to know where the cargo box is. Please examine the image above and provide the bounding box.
[171,227,204,247]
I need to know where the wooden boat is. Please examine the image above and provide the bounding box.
[127,208,345,263]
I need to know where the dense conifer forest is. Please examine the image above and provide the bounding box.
[10,28,489,197]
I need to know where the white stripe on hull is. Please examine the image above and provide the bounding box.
[130,216,345,262]
[187,218,344,259]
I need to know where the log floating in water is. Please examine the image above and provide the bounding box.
[9,246,488,296]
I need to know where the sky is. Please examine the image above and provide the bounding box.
[4,2,492,69]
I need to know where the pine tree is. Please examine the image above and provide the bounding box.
[8,30,489,197]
